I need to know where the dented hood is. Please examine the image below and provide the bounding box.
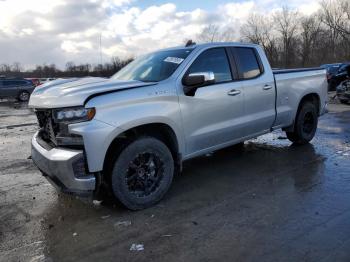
[28,77,155,108]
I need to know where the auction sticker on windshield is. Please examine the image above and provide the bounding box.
[164,57,184,64]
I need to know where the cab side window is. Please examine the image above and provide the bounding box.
[233,47,263,79]
[187,48,232,83]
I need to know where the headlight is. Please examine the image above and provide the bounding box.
[53,107,95,123]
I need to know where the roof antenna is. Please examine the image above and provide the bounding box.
[185,39,196,47]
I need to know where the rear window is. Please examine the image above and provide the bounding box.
[233,47,263,79]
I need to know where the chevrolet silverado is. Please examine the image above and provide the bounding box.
[29,42,328,210]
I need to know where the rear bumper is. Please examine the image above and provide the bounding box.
[31,132,96,195]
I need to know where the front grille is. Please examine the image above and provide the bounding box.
[35,110,58,146]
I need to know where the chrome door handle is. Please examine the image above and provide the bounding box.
[227,89,241,96]
[263,84,273,90]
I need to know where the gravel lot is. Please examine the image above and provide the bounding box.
[1,97,350,262]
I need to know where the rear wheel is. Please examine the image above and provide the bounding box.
[286,102,318,145]
[18,91,30,102]
[110,137,174,210]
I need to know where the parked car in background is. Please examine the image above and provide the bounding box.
[336,78,350,104]
[336,65,350,104]
[328,63,350,91]
[0,78,35,101]
[320,63,342,83]
[29,42,327,210]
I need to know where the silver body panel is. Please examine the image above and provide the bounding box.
[29,42,328,193]
[29,77,155,108]
[273,69,328,128]
[31,132,95,193]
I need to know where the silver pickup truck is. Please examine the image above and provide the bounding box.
[29,42,328,209]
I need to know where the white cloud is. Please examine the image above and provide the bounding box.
[0,0,323,69]
[298,1,321,15]
[61,40,93,53]
[134,3,177,30]
[220,1,256,20]
[20,28,34,36]
[35,17,53,31]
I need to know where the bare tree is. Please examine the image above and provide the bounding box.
[241,13,279,66]
[319,0,350,61]
[273,7,300,68]
[320,0,350,40]
[197,24,221,43]
[220,26,236,42]
[0,64,11,73]
[11,62,22,73]
[299,16,322,66]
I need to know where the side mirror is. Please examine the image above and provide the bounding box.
[183,72,215,96]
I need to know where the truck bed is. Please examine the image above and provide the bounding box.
[273,67,323,74]
[272,67,328,129]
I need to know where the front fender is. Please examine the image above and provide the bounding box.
[84,84,185,166]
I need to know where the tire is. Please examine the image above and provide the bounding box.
[110,137,174,210]
[18,91,30,102]
[339,99,348,104]
[286,101,318,145]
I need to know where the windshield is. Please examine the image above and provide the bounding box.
[112,48,193,82]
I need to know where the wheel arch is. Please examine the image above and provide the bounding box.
[283,92,320,132]
[103,122,182,176]
[298,93,321,115]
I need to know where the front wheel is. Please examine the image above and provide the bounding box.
[286,102,318,145]
[110,137,174,210]
[18,91,30,102]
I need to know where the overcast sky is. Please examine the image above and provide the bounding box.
[0,0,320,69]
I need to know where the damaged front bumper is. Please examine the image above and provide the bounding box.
[31,131,96,195]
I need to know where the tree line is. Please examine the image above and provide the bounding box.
[0,57,133,79]
[1,0,349,78]
[198,0,350,68]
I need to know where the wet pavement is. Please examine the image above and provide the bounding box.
[0,97,350,262]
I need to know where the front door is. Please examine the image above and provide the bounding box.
[178,47,245,156]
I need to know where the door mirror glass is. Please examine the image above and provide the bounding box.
[183,72,215,87]
[183,72,215,95]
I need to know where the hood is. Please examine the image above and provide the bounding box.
[28,77,155,108]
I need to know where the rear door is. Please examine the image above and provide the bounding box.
[179,47,245,155]
[230,47,275,135]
